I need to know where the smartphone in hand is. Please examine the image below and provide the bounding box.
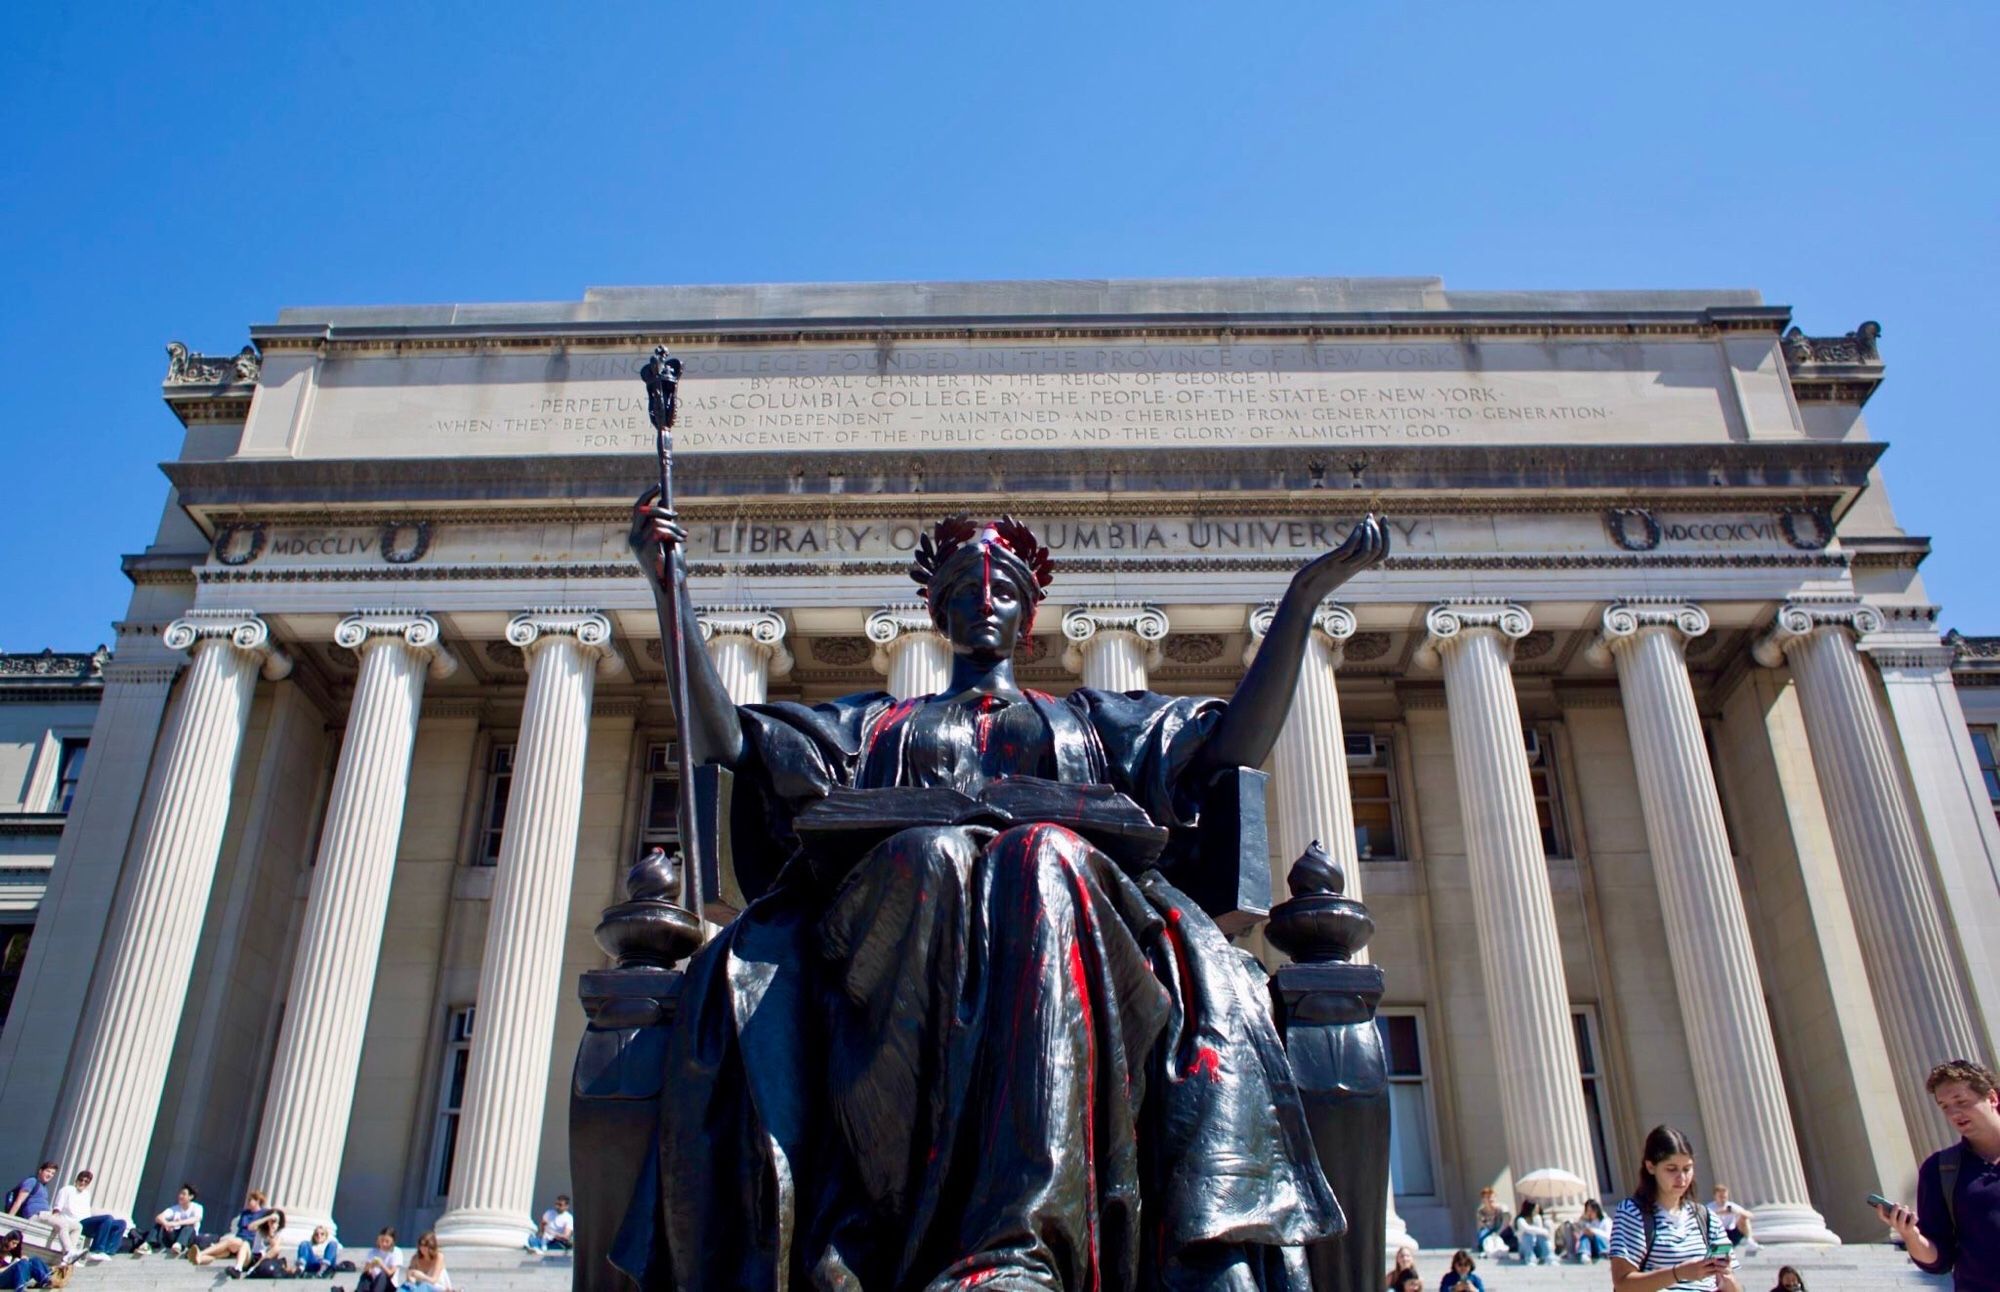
[1867,1192,1897,1211]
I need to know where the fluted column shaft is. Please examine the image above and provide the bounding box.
[1599,606,1834,1243]
[867,606,950,699]
[251,614,456,1240]
[1422,604,1599,1194]
[1249,603,1359,896]
[436,612,619,1246]
[47,611,290,1217]
[698,609,791,705]
[1062,605,1167,692]
[1757,605,1984,1149]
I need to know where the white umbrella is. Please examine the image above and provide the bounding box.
[1514,1167,1590,1204]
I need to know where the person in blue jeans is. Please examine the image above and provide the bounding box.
[1513,1199,1554,1264]
[0,1231,53,1290]
[296,1226,340,1276]
[1570,1197,1611,1261]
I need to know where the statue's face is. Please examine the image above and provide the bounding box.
[932,552,1030,660]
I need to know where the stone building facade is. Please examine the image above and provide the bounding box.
[0,278,1994,1251]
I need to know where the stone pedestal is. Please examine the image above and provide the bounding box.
[697,607,791,705]
[1595,603,1835,1244]
[436,611,622,1248]
[1756,600,1985,1151]
[250,613,456,1241]
[1061,604,1167,691]
[1418,602,1599,1199]
[867,605,950,699]
[1269,843,1389,1292]
[46,611,290,1218]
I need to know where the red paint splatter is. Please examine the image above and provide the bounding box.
[1189,1046,1224,1082]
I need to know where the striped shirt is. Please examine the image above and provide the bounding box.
[1610,1197,1726,1290]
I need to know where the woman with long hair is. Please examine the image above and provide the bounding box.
[1608,1125,1741,1291]
[1572,1197,1611,1262]
[0,1231,55,1290]
[1766,1267,1806,1292]
[400,1232,450,1292]
[1513,1199,1554,1265]
[1385,1246,1418,1289]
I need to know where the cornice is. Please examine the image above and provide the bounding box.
[250,307,1791,356]
[161,442,1886,516]
[194,550,1850,588]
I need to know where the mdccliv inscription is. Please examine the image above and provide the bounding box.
[566,351,1396,1291]
[256,335,1792,460]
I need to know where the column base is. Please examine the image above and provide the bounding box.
[432,1207,531,1249]
[1384,1203,1413,1260]
[1749,1203,1842,1245]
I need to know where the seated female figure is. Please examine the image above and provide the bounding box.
[633,500,1388,1291]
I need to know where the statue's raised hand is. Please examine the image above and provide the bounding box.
[628,484,687,587]
[1292,515,1391,601]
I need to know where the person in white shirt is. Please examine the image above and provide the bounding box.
[1708,1185,1759,1256]
[135,1184,204,1256]
[353,1227,402,1292]
[527,1195,574,1252]
[45,1174,89,1264]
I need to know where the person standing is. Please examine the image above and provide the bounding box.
[1608,1125,1740,1291]
[135,1185,202,1256]
[1876,1058,2000,1290]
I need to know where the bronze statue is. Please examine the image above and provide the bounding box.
[618,473,1389,1288]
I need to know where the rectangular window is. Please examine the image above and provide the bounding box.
[1573,1008,1615,1195]
[1526,727,1569,858]
[476,744,514,866]
[0,925,33,1033]
[1374,1011,1438,1197]
[1346,733,1403,861]
[428,1007,475,1201]
[1973,727,2000,823]
[52,739,87,814]
[639,742,682,858]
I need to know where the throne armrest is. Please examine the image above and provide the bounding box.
[1169,765,1272,938]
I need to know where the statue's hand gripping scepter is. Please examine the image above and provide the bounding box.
[639,345,707,925]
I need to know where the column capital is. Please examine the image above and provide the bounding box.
[866,604,942,676]
[335,610,459,680]
[1414,600,1531,668]
[1752,597,1884,667]
[1061,603,1168,673]
[1586,600,1710,666]
[163,609,292,680]
[1243,601,1356,666]
[697,607,792,678]
[506,609,624,677]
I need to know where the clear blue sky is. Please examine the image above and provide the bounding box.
[2,2,1994,650]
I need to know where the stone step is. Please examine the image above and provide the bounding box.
[1399,1246,1949,1291]
[43,1243,1951,1292]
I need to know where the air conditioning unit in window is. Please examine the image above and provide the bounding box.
[1523,729,1544,765]
[1344,733,1378,765]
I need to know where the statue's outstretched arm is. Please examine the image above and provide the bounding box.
[629,491,746,768]
[1195,517,1389,774]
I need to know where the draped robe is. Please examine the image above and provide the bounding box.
[652,687,1342,1291]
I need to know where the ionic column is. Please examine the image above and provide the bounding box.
[1417,602,1599,1194]
[1246,602,1359,897]
[436,611,623,1247]
[866,604,950,699]
[46,611,291,1217]
[697,608,791,704]
[1061,604,1167,691]
[1593,603,1836,1243]
[1755,600,1985,1149]
[250,612,458,1240]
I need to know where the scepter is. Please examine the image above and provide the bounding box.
[639,344,707,927]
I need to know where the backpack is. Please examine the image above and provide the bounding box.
[1640,1198,1715,1271]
